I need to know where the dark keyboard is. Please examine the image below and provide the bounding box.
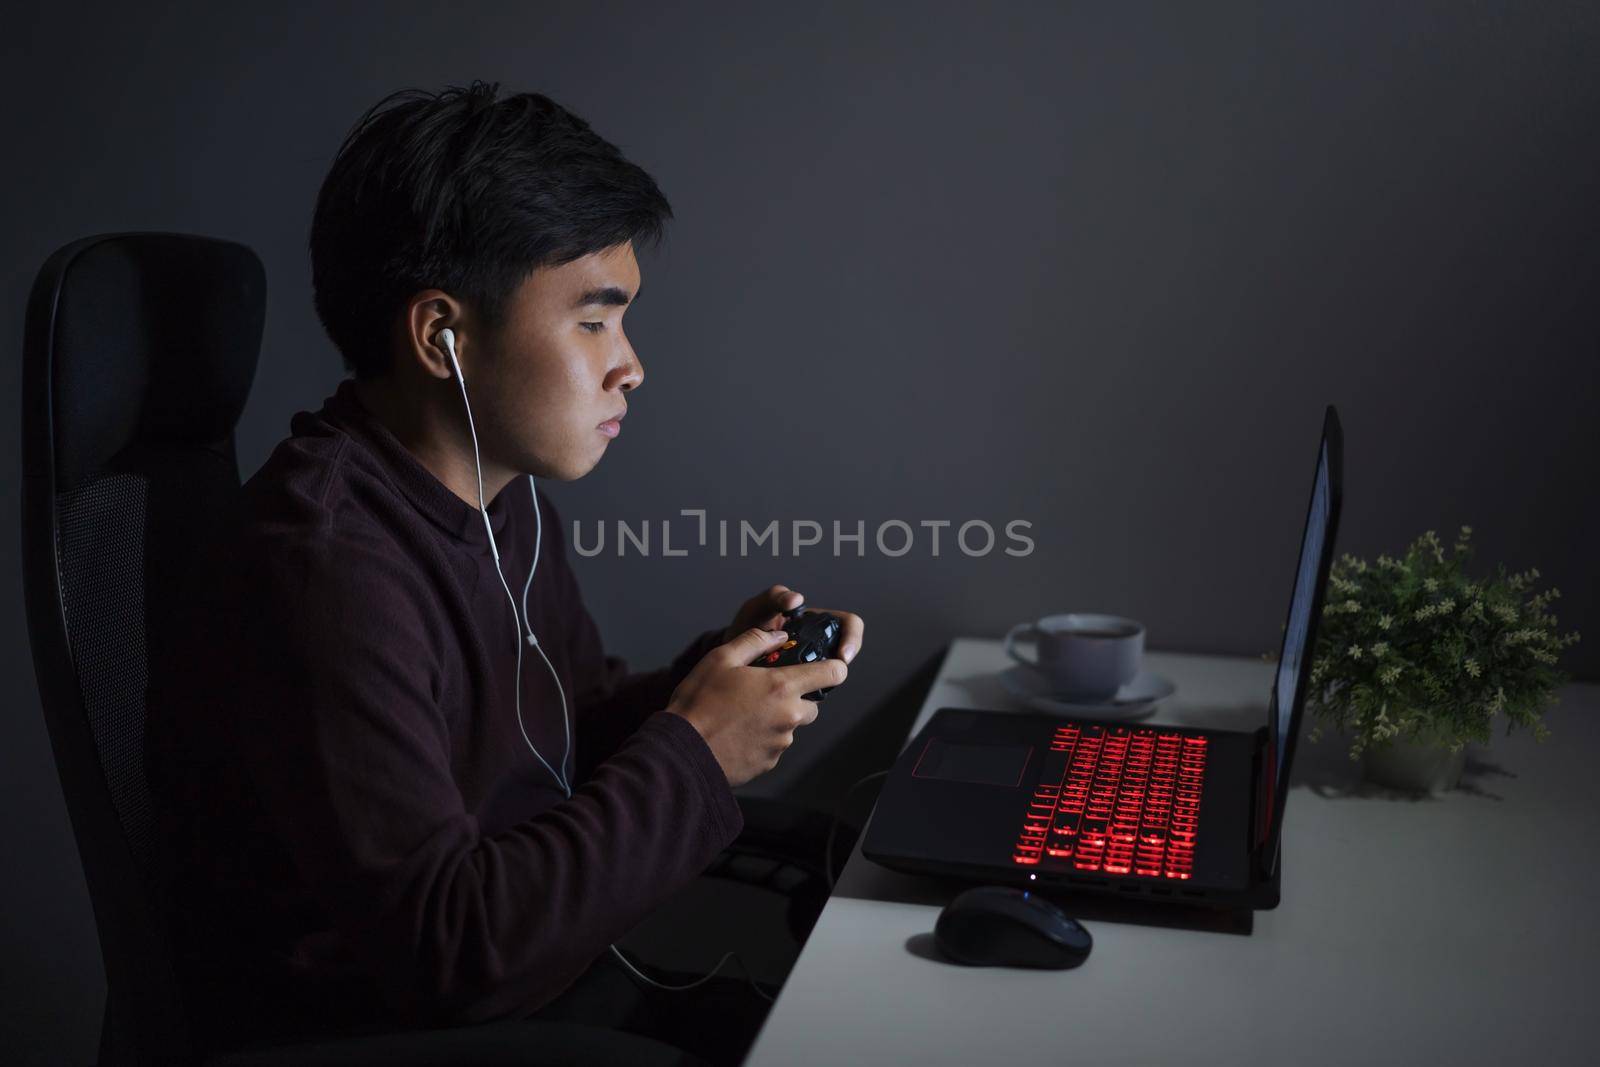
[1012,723,1209,880]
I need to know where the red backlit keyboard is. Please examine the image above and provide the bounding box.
[1012,724,1208,880]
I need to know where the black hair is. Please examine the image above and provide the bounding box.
[309,81,672,379]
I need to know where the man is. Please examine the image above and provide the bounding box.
[144,81,864,1065]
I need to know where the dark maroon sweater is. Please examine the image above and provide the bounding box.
[144,377,741,1049]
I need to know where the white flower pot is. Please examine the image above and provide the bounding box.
[1362,736,1467,794]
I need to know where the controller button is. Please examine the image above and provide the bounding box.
[782,639,797,650]
[764,651,781,664]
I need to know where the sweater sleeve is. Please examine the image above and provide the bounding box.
[567,625,727,784]
[228,527,744,1028]
[534,490,729,782]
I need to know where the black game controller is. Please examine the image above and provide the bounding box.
[750,605,844,701]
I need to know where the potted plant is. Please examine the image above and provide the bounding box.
[1301,526,1581,793]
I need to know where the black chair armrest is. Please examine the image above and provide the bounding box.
[700,796,858,943]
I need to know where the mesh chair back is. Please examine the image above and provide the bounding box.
[21,232,265,1065]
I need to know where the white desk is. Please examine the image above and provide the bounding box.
[745,639,1596,1066]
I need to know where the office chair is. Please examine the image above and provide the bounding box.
[21,232,854,1066]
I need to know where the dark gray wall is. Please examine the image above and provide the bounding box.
[5,2,1597,1062]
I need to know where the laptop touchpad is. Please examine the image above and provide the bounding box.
[912,739,1032,787]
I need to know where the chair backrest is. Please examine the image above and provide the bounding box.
[21,232,265,1066]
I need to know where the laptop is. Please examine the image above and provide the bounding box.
[862,405,1344,910]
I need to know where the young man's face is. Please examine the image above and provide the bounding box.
[471,241,644,481]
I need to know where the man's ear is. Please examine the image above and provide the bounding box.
[402,290,466,381]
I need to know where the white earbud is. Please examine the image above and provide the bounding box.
[439,328,459,378]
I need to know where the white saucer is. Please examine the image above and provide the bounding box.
[998,665,1176,720]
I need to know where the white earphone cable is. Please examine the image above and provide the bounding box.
[440,328,769,1003]
[445,333,572,798]
[519,479,572,789]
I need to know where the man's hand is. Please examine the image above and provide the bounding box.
[668,628,849,786]
[721,584,865,664]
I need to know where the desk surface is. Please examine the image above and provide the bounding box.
[745,639,1596,1066]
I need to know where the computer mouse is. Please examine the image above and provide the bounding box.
[934,885,1092,969]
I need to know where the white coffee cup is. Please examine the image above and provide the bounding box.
[1003,613,1145,701]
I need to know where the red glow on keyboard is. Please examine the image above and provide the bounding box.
[1011,725,1208,881]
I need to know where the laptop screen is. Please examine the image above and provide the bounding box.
[1262,410,1342,869]
[1273,439,1331,774]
